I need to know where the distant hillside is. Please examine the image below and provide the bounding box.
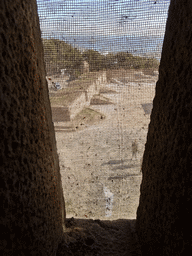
[42,38,160,76]
[42,38,83,77]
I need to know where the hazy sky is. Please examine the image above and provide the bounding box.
[37,0,170,38]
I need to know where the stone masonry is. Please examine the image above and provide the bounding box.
[136,0,192,255]
[1,0,192,255]
[0,1,66,255]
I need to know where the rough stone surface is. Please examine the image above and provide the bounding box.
[2,0,192,255]
[57,218,142,256]
[136,0,192,255]
[0,1,66,255]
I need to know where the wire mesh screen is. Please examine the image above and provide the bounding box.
[36,0,170,220]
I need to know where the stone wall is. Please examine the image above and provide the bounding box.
[136,0,192,255]
[2,0,192,254]
[68,72,107,120]
[0,1,66,255]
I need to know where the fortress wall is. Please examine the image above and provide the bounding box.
[0,1,66,255]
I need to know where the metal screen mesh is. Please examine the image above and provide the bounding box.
[36,0,170,220]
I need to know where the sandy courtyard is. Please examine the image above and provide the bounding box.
[53,70,158,220]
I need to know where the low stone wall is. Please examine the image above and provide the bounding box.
[68,71,107,120]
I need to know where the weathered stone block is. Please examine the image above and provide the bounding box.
[136,0,192,255]
[0,0,66,255]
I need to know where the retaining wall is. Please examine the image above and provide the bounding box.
[68,71,107,120]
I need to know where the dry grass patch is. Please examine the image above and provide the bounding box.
[90,94,113,105]
[72,107,105,128]
[50,91,82,106]
[99,87,118,94]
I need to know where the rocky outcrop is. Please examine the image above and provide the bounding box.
[136,0,192,255]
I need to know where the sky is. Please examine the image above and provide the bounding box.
[36,0,170,56]
[37,0,170,36]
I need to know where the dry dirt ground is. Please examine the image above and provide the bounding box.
[53,69,157,220]
[52,69,158,255]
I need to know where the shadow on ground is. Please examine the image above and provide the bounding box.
[141,103,153,115]
[57,218,141,256]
